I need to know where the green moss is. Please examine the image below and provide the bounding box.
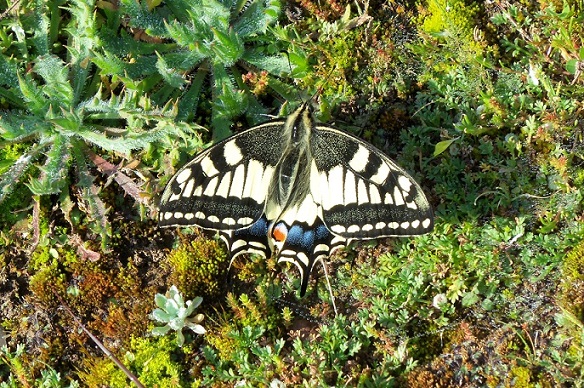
[508,365,532,387]
[420,0,480,38]
[80,336,199,387]
[560,240,584,321]
[166,234,229,300]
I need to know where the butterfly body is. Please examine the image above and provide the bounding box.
[159,103,433,295]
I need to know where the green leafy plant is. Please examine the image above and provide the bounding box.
[0,344,81,388]
[0,0,203,248]
[102,0,309,140]
[150,285,206,347]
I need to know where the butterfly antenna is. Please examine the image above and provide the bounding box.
[321,260,338,316]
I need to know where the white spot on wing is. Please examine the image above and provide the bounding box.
[242,160,261,201]
[182,179,195,198]
[393,187,405,206]
[195,211,205,219]
[411,219,421,228]
[325,165,344,210]
[344,171,357,204]
[347,225,360,233]
[173,212,183,219]
[357,179,369,205]
[280,251,310,267]
[388,222,399,229]
[310,161,323,205]
[208,215,220,223]
[362,224,373,231]
[185,213,194,220]
[398,175,412,192]
[331,224,346,234]
[231,239,247,250]
[406,201,418,210]
[229,164,245,197]
[370,162,390,185]
[176,169,191,184]
[215,171,232,198]
[222,217,236,226]
[422,218,432,229]
[375,222,386,229]
[297,195,318,223]
[237,217,254,225]
[224,140,243,165]
[251,165,273,204]
[400,221,410,229]
[369,185,382,204]
[349,145,370,172]
[384,192,393,204]
[200,156,219,176]
[203,177,218,196]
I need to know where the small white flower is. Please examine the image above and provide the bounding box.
[433,293,448,309]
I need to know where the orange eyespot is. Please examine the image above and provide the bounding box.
[271,223,288,242]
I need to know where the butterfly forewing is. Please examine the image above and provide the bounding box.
[158,121,285,231]
[310,125,434,238]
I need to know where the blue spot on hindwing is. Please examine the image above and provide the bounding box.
[236,215,269,237]
[315,224,330,240]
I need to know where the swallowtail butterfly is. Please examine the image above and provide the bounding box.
[159,103,433,296]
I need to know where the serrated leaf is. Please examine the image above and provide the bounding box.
[243,52,291,77]
[156,52,186,88]
[120,0,167,37]
[18,74,47,115]
[233,0,281,37]
[34,55,74,105]
[211,27,244,66]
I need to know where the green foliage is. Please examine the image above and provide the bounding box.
[202,325,286,385]
[0,344,80,388]
[2,0,584,386]
[558,236,584,366]
[0,0,204,248]
[150,285,206,347]
[101,0,308,140]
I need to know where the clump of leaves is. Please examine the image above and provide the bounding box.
[0,0,203,248]
[150,285,206,347]
[1,344,81,388]
[105,0,309,140]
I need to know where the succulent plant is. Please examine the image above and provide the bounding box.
[150,285,206,347]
